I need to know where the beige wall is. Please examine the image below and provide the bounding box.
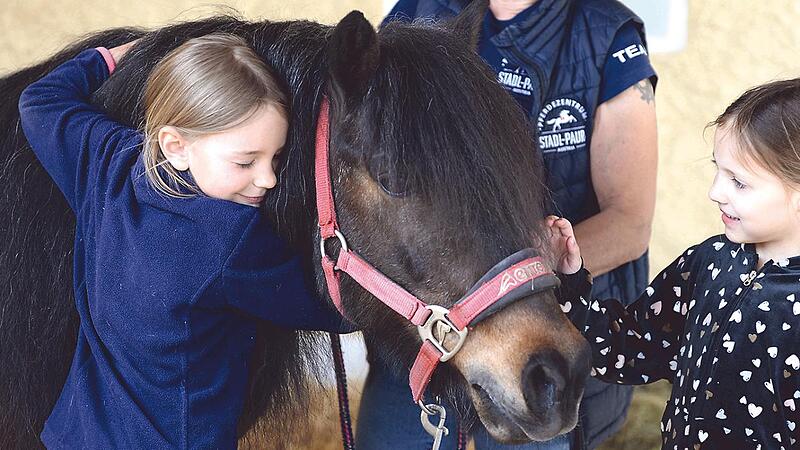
[0,1,382,73]
[2,0,800,274]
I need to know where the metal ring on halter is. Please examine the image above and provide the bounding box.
[319,229,349,260]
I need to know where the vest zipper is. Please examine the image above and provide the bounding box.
[507,45,547,116]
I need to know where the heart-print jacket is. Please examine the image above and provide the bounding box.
[560,234,800,449]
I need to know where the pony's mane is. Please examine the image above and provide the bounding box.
[368,21,550,261]
[249,20,330,248]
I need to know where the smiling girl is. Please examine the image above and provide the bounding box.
[550,79,800,449]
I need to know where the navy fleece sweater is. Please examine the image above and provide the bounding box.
[19,48,348,449]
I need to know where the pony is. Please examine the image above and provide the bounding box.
[0,3,590,447]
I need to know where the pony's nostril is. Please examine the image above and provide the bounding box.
[522,350,567,412]
[528,365,559,408]
[527,364,564,409]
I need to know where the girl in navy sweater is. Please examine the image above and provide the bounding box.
[549,79,800,449]
[18,35,348,449]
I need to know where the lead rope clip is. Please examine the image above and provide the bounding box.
[419,400,449,450]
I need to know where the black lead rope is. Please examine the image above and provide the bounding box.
[330,333,468,450]
[330,332,356,450]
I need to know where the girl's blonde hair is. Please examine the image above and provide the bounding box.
[142,33,289,197]
[711,78,800,189]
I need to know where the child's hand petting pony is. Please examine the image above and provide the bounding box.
[109,39,140,62]
[545,215,582,275]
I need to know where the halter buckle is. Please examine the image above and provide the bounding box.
[418,305,468,362]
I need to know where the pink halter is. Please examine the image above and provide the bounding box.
[314,96,560,403]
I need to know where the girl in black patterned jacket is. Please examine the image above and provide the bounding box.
[548,79,800,450]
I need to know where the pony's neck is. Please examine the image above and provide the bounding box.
[250,20,330,249]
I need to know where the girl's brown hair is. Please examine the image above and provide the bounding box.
[711,78,800,188]
[142,33,289,197]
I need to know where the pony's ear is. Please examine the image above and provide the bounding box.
[327,11,380,104]
[449,0,488,49]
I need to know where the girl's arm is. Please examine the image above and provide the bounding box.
[221,214,355,333]
[222,255,355,333]
[549,216,694,385]
[18,45,138,210]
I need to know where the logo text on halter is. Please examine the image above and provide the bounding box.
[499,260,547,295]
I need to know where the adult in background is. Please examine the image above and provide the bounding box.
[356,0,658,449]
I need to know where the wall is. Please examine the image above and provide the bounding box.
[1,1,381,72]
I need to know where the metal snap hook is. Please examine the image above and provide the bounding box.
[419,401,449,450]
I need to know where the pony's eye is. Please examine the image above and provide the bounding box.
[376,171,408,198]
[369,154,409,197]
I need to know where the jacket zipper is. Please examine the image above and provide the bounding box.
[693,262,766,418]
[742,270,758,286]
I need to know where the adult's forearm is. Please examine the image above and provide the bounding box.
[573,207,652,276]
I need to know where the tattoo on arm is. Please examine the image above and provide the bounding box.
[634,79,655,104]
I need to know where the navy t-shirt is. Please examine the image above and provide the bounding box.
[384,0,657,115]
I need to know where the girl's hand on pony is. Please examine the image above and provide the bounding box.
[109,39,140,64]
[545,215,582,275]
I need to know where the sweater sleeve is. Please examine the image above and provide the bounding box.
[18,48,139,210]
[221,213,355,333]
[559,246,698,385]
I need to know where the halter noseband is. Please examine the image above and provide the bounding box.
[314,96,560,403]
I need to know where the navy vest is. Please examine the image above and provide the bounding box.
[396,1,651,447]
[411,0,650,305]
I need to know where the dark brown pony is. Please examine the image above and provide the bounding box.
[0,4,590,448]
